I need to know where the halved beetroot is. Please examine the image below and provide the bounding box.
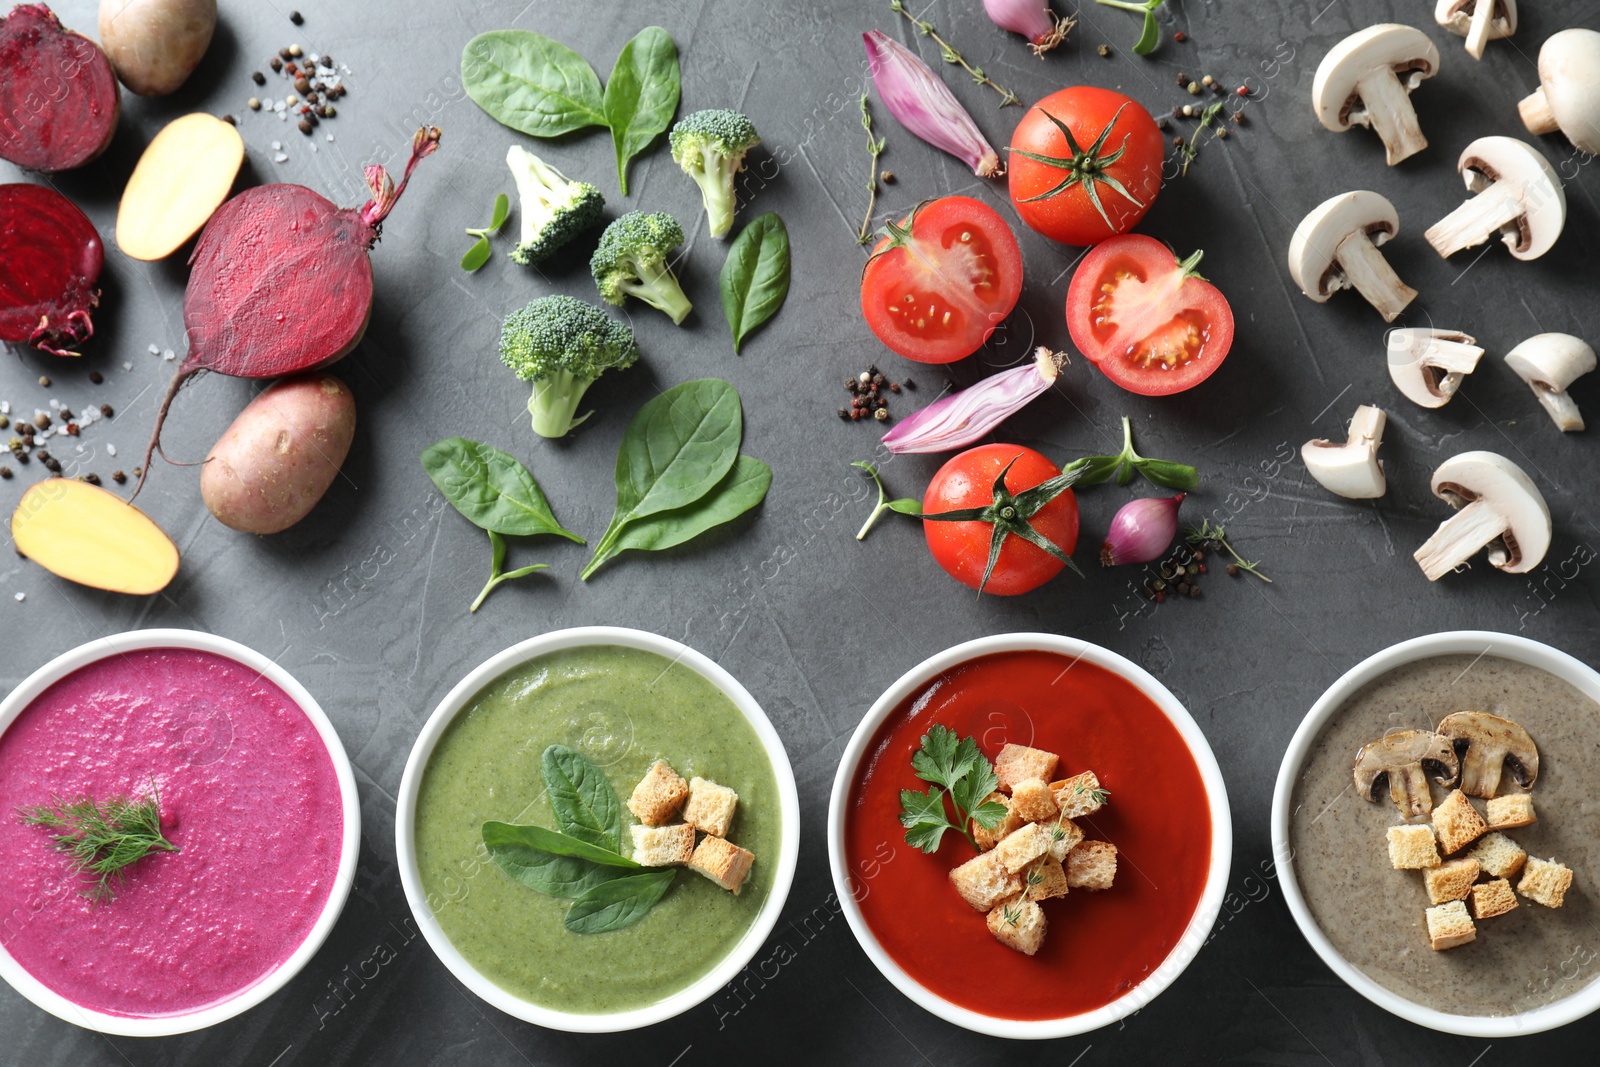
[0,4,121,172]
[0,183,103,356]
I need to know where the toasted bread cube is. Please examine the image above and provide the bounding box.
[688,834,754,894]
[1050,771,1106,819]
[1010,778,1058,823]
[949,850,1022,911]
[682,777,739,838]
[1485,793,1536,831]
[1023,856,1069,902]
[1425,900,1476,950]
[1386,824,1441,870]
[628,760,688,826]
[1431,789,1487,855]
[1518,856,1574,909]
[630,823,695,866]
[995,744,1059,794]
[1470,878,1519,920]
[994,822,1052,873]
[1422,858,1479,905]
[986,897,1047,956]
[1043,817,1085,862]
[1468,832,1527,880]
[1066,840,1118,890]
[972,792,1023,851]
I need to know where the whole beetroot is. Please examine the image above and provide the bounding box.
[0,183,103,356]
[0,4,121,172]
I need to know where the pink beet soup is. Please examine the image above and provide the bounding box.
[0,647,343,1018]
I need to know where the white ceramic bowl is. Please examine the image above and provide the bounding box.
[1272,630,1600,1037]
[826,632,1233,1039]
[0,628,361,1037]
[395,625,800,1033]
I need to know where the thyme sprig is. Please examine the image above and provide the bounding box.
[1178,101,1227,176]
[889,0,1021,107]
[1187,520,1271,582]
[857,95,889,245]
[18,785,179,903]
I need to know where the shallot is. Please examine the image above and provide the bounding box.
[882,346,1063,454]
[983,0,1073,56]
[0,183,103,356]
[0,4,120,172]
[1100,493,1185,566]
[863,29,1002,178]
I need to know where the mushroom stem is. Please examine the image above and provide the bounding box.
[1518,88,1559,136]
[1414,498,1509,580]
[1336,230,1417,322]
[1355,67,1429,164]
[1423,185,1525,258]
[1465,0,1495,59]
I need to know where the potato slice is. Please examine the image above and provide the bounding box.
[11,479,179,594]
[116,113,243,261]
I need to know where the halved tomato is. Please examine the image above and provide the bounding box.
[861,196,1023,364]
[1066,235,1235,396]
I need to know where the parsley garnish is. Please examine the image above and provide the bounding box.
[898,725,1008,853]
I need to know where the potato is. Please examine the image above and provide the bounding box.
[117,113,243,261]
[11,479,179,594]
[202,375,356,535]
[99,0,216,97]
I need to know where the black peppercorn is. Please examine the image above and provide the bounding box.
[100,404,114,417]
[112,470,127,484]
[252,71,266,85]
[89,371,103,384]
[84,473,101,486]
[838,408,850,419]
[290,10,304,24]
[298,119,313,135]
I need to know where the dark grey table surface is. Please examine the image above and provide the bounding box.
[5,0,1600,1063]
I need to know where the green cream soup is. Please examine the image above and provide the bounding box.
[415,645,780,1014]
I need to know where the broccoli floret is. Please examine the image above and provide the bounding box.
[590,211,692,325]
[669,109,760,239]
[505,145,604,266]
[499,295,639,437]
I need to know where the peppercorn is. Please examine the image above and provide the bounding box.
[285,61,298,76]
[838,408,850,419]
[252,70,266,86]
[223,114,237,126]
[1216,126,1229,140]
[14,452,27,465]
[1197,563,1208,574]
[1201,75,1215,87]
[1176,72,1188,87]
[1188,586,1202,599]
[83,473,101,486]
[38,376,49,387]
[1181,104,1195,118]
[0,416,7,430]
[889,382,901,393]
[1097,44,1110,57]
[18,422,32,437]
[1175,581,1191,595]
[0,467,9,479]
[58,407,72,420]
[845,377,859,392]
[881,170,895,183]
[65,423,78,436]
[248,96,262,112]
[279,47,293,59]
[298,120,313,135]
[1154,591,1166,603]
[1172,135,1184,147]
[295,76,311,94]
[874,408,889,422]
[850,410,863,421]
[290,9,304,24]
[132,467,143,478]
[1232,111,1247,126]
[100,404,114,417]
[320,55,335,69]
[289,44,303,57]
[1236,85,1249,96]
[320,105,336,118]
[43,458,61,473]
[305,90,319,103]
[872,373,887,387]
[34,450,49,463]
[270,56,284,72]
[112,470,126,484]
[1170,105,1184,119]
[32,413,49,430]
[1174,30,1187,42]
[1226,563,1239,576]
[1186,81,1200,95]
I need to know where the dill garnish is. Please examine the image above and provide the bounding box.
[18,785,179,903]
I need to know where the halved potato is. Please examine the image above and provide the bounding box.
[11,479,180,594]
[116,113,243,261]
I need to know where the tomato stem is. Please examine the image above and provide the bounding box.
[920,454,1084,592]
[1011,103,1145,234]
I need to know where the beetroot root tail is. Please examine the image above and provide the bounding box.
[130,367,199,501]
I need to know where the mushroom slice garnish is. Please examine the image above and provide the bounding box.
[1387,328,1484,409]
[1504,332,1596,433]
[1413,451,1551,581]
[1434,0,1516,60]
[1424,136,1566,261]
[1437,710,1539,798]
[1313,25,1440,165]
[1518,28,1600,155]
[1302,405,1387,498]
[1287,191,1416,322]
[1353,729,1460,817]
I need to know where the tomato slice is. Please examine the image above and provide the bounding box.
[1066,234,1234,396]
[861,196,1023,364]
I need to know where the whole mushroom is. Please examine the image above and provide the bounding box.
[1518,29,1600,156]
[1302,405,1387,499]
[1434,0,1516,60]
[1287,191,1416,322]
[1413,451,1551,581]
[1387,328,1484,409]
[1353,729,1460,817]
[1504,332,1596,433]
[1437,710,1538,798]
[1312,25,1440,165]
[1424,136,1565,261]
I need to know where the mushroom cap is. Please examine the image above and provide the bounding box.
[1386,328,1484,409]
[1287,190,1400,300]
[1352,729,1460,816]
[1302,405,1387,499]
[1434,0,1517,39]
[1456,135,1566,260]
[1313,24,1440,133]
[1536,28,1600,154]
[1505,332,1597,391]
[1437,710,1538,796]
[1429,451,1551,573]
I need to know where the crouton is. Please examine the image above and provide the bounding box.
[682,777,739,838]
[1066,840,1118,890]
[1023,856,1068,902]
[628,760,688,826]
[1010,778,1059,823]
[986,897,1047,956]
[1051,771,1106,819]
[994,822,1052,873]
[1422,858,1479,905]
[1425,900,1477,950]
[1468,832,1527,880]
[688,834,754,894]
[1431,789,1487,855]
[1386,824,1441,870]
[972,791,1023,851]
[949,850,1022,911]
[1485,793,1536,831]
[1471,878,1519,920]
[1043,817,1085,863]
[995,744,1059,794]
[630,823,694,867]
[1518,856,1574,909]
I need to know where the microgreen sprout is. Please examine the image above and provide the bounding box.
[461,193,510,272]
[1064,415,1199,491]
[1094,0,1167,56]
[852,461,922,540]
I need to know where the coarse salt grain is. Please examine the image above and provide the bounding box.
[13,593,23,602]
[122,361,134,371]
[325,133,334,142]
[163,349,176,361]
[271,140,282,150]
[106,444,117,457]
[274,152,289,163]
[148,343,160,354]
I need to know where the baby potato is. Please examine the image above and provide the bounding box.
[202,375,356,535]
[99,0,216,97]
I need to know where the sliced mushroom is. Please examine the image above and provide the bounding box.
[1313,25,1441,165]
[1434,0,1516,60]
[1504,332,1596,432]
[1387,328,1484,409]
[1302,405,1387,498]
[1287,191,1416,322]
[1413,451,1551,580]
[1353,729,1460,817]
[1437,710,1538,797]
[1424,136,1566,261]
[1518,28,1600,155]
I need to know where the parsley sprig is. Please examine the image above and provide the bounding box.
[1064,416,1198,491]
[898,726,1008,853]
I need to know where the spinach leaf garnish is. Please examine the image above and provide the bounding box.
[720,212,791,354]
[461,30,607,138]
[564,870,677,935]
[603,27,680,195]
[542,744,626,853]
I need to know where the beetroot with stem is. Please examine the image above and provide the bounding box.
[135,125,442,496]
[0,4,120,172]
[0,183,103,356]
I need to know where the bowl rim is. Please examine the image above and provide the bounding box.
[0,628,361,1037]
[825,631,1233,1040]
[1270,629,1600,1037]
[393,625,801,1033]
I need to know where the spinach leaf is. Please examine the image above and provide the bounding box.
[581,456,770,579]
[421,438,584,542]
[603,27,680,196]
[564,870,676,934]
[484,821,638,868]
[462,30,607,138]
[482,822,631,898]
[541,745,626,853]
[720,212,791,354]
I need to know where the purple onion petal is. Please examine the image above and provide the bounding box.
[863,30,1002,178]
[883,347,1063,454]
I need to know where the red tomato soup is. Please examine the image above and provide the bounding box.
[843,650,1211,1020]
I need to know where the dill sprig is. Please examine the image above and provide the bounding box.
[889,1,1021,107]
[18,785,179,903]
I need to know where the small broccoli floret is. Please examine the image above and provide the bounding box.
[505,145,605,266]
[669,109,760,239]
[590,211,692,325]
[499,295,640,437]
